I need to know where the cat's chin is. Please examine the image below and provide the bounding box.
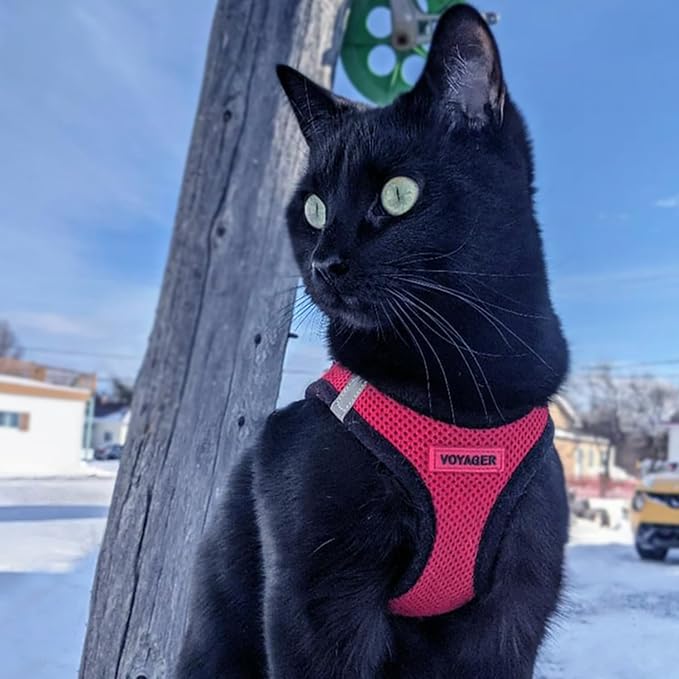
[327,307,377,331]
[309,291,378,331]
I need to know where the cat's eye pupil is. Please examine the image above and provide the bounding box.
[381,176,419,217]
[304,193,326,230]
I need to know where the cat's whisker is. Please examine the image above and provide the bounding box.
[418,277,550,320]
[382,219,523,270]
[393,274,526,348]
[379,299,408,346]
[291,298,320,334]
[387,292,456,423]
[408,278,514,345]
[334,318,356,352]
[433,286,555,372]
[386,274,513,348]
[426,281,554,372]
[383,280,527,361]
[462,275,541,312]
[403,290,505,422]
[274,296,314,335]
[390,287,494,421]
[386,284,466,350]
[384,240,475,267]
[288,295,315,317]
[375,274,518,359]
[277,293,310,317]
[372,302,385,342]
[384,243,468,268]
[402,267,539,279]
[273,283,306,297]
[386,297,434,415]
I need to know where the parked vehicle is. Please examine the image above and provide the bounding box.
[94,443,123,461]
[568,492,611,527]
[630,463,679,561]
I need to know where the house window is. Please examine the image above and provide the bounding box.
[0,412,30,431]
[0,411,20,428]
[575,447,584,478]
[103,431,113,443]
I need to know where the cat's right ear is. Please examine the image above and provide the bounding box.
[276,65,348,144]
[411,5,505,129]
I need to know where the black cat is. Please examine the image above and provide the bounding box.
[177,5,570,678]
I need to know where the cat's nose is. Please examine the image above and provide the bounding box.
[312,254,349,278]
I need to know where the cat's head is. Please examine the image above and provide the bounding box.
[278,5,568,417]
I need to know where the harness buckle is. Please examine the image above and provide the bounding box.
[330,375,368,422]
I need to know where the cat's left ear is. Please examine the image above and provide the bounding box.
[413,5,505,128]
[276,65,352,144]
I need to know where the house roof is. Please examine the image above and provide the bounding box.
[0,374,92,402]
[551,394,583,428]
[94,401,129,418]
[0,357,95,390]
[93,407,130,422]
[550,393,612,446]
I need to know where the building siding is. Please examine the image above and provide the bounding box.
[0,390,88,476]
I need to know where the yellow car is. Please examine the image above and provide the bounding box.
[631,464,679,561]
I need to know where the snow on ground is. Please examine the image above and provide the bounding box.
[1,476,678,678]
[536,519,679,678]
[0,477,114,679]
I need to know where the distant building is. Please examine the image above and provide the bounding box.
[550,394,633,497]
[665,413,679,463]
[92,403,130,450]
[0,358,95,476]
[550,395,613,480]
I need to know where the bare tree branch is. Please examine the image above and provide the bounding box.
[0,320,23,358]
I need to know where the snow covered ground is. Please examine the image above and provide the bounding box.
[1,477,678,678]
[536,519,679,678]
[0,478,114,679]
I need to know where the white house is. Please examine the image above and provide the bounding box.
[0,373,92,476]
[667,417,679,463]
[91,407,130,449]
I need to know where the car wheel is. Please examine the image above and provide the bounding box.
[635,542,667,561]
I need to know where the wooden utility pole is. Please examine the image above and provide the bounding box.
[80,1,349,676]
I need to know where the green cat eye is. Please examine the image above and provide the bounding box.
[304,193,327,229]
[381,176,419,217]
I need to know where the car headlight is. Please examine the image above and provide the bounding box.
[632,491,646,511]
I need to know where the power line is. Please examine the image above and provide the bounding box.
[22,346,142,361]
[579,358,679,371]
[95,368,322,383]
[19,345,679,377]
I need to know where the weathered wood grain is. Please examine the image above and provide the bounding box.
[79,2,350,676]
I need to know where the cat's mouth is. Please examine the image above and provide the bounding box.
[308,278,377,330]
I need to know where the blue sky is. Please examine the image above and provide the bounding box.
[2,0,678,393]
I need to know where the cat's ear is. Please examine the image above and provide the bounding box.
[413,5,505,128]
[276,65,350,144]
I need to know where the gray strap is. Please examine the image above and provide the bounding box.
[330,375,368,422]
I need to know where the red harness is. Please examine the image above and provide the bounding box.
[308,363,550,618]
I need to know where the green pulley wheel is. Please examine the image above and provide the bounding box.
[341,0,465,106]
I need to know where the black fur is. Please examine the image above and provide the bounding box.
[177,5,569,678]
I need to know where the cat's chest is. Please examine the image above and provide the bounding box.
[257,401,411,534]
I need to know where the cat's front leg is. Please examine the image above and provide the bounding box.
[176,450,267,679]
[444,448,568,679]
[253,409,413,678]
[262,561,393,679]
[258,485,398,679]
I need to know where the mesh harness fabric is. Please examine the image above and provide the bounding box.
[307,363,552,618]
